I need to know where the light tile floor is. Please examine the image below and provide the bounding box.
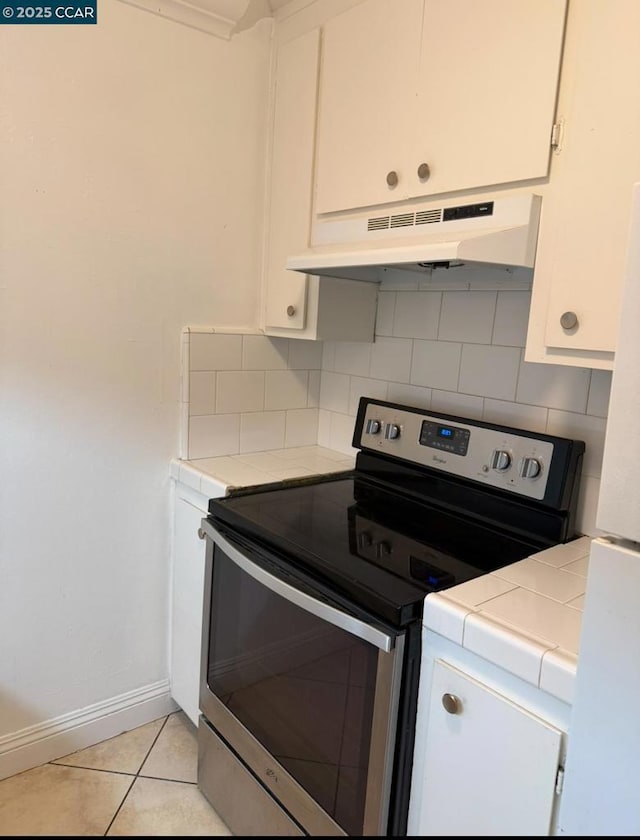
[0,712,233,836]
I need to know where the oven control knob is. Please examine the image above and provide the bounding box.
[520,456,542,479]
[491,449,512,472]
[376,540,392,559]
[365,418,382,435]
[358,531,373,550]
[384,423,401,440]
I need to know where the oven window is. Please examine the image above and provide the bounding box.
[206,546,382,836]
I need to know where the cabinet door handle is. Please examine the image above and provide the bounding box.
[560,311,579,330]
[286,305,296,317]
[442,693,462,715]
[386,170,399,187]
[417,162,431,181]
[197,528,206,540]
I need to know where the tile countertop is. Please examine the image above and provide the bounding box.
[170,445,356,498]
[171,449,591,708]
[423,535,593,706]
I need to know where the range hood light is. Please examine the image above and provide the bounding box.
[417,260,464,270]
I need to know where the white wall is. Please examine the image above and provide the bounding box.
[0,0,271,752]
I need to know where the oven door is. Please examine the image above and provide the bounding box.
[198,520,405,837]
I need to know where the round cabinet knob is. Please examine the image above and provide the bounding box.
[286,305,296,317]
[442,693,462,715]
[560,310,579,330]
[197,527,206,540]
[417,162,431,181]
[491,449,512,472]
[520,457,542,479]
[386,170,399,187]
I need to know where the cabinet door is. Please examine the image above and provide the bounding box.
[410,0,566,200]
[314,0,424,214]
[171,491,207,727]
[416,659,562,836]
[537,0,640,358]
[264,29,320,332]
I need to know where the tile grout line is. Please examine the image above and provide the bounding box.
[101,714,172,836]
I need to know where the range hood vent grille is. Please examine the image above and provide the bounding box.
[367,208,443,232]
[416,209,442,225]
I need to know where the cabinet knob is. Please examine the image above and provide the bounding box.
[442,693,462,715]
[386,170,399,188]
[197,527,206,540]
[560,311,579,330]
[417,162,431,181]
[286,305,296,317]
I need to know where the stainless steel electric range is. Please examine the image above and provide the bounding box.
[197,398,585,837]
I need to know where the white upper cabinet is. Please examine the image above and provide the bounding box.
[263,26,378,341]
[525,0,640,369]
[315,0,568,216]
[264,28,319,333]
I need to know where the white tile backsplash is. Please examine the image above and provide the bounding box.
[242,335,289,370]
[181,332,329,460]
[386,382,432,409]
[492,290,532,347]
[189,333,242,371]
[216,370,265,414]
[586,368,613,417]
[392,291,441,339]
[369,336,413,383]
[438,290,497,343]
[307,370,321,407]
[491,291,531,347]
[516,351,592,413]
[333,341,372,377]
[430,390,484,419]
[319,371,351,414]
[546,409,607,478]
[240,411,285,453]
[374,291,396,336]
[287,339,323,370]
[284,408,319,448]
[458,344,521,400]
[348,376,388,415]
[188,371,216,416]
[482,398,548,433]
[188,414,240,459]
[264,370,309,411]
[180,285,611,538]
[410,339,462,390]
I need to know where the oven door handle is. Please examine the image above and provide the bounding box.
[209,526,396,653]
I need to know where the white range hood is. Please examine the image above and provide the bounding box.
[287,193,542,282]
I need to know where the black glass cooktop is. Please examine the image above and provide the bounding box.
[206,472,550,627]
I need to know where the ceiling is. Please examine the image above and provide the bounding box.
[117,0,300,39]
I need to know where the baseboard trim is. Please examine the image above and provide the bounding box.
[0,680,179,781]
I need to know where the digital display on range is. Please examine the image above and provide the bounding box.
[420,420,470,456]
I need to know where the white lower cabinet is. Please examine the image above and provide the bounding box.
[409,633,570,837]
[170,482,212,726]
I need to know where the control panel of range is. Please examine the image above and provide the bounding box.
[359,401,555,501]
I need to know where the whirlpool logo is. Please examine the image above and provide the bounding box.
[432,455,447,464]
